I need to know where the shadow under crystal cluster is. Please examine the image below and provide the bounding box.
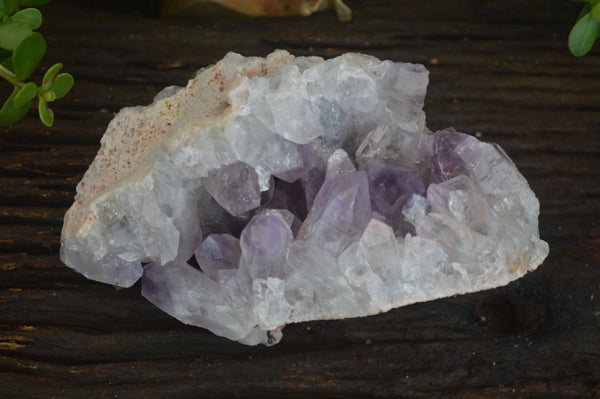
[60,50,548,345]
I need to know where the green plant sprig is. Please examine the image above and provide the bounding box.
[0,0,73,127]
[569,0,600,56]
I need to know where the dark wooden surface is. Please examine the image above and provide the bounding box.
[1,1,599,398]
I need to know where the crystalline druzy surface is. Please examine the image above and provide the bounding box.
[60,50,549,345]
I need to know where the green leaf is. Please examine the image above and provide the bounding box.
[569,10,600,56]
[13,81,36,106]
[48,72,73,99]
[41,89,54,102]
[0,87,30,125]
[0,20,32,50]
[19,0,50,6]
[11,8,42,29]
[37,96,53,126]
[42,62,61,85]
[0,0,20,19]
[12,31,45,80]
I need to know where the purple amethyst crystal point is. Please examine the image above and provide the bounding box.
[240,213,293,278]
[256,208,302,236]
[356,126,432,168]
[354,126,432,233]
[141,263,172,310]
[426,175,495,235]
[430,129,475,183]
[362,159,426,220]
[203,161,261,216]
[297,169,371,256]
[223,115,302,177]
[273,144,319,183]
[303,168,326,211]
[195,234,241,281]
[61,50,548,346]
[325,149,356,179]
[142,261,270,345]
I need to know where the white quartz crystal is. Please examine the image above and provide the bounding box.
[60,50,548,345]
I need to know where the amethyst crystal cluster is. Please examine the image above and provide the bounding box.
[60,50,548,345]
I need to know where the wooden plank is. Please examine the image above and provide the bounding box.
[0,178,76,207]
[0,0,599,397]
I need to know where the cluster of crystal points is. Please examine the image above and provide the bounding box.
[60,50,548,345]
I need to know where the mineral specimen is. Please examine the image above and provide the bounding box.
[162,0,352,22]
[60,50,549,345]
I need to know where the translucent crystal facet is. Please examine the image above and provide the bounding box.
[61,50,548,345]
[194,234,241,281]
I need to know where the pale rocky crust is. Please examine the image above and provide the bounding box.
[60,50,549,345]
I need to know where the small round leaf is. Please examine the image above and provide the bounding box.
[11,8,42,30]
[48,72,73,99]
[13,81,37,107]
[41,89,55,102]
[12,31,45,80]
[0,87,30,125]
[569,11,600,56]
[0,20,32,50]
[38,97,54,127]
[42,62,62,85]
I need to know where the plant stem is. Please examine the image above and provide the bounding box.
[0,65,24,88]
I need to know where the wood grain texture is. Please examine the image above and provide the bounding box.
[1,0,599,398]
